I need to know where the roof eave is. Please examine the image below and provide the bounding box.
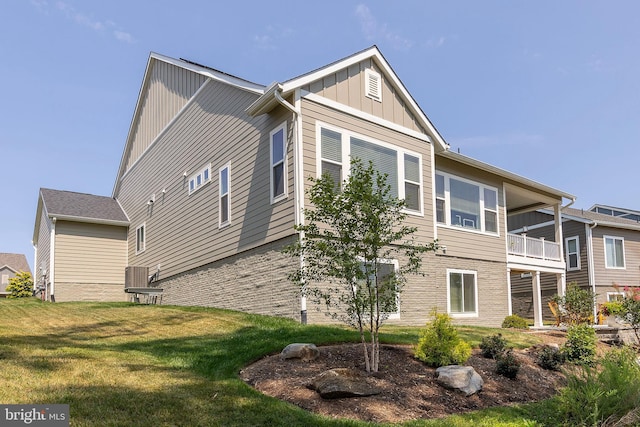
[47,214,130,227]
[245,82,282,117]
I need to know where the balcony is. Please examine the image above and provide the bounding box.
[507,233,565,272]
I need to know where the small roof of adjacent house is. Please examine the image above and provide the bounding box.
[0,253,31,274]
[562,207,640,230]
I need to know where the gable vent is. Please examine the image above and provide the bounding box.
[365,69,382,102]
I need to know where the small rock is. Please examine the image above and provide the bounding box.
[435,365,483,396]
[279,343,320,361]
[310,368,381,399]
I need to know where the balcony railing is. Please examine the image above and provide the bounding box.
[507,233,561,262]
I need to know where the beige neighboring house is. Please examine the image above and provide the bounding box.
[32,188,129,302]
[509,205,640,321]
[0,253,31,296]
[108,46,575,327]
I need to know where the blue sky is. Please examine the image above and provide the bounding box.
[2,1,639,269]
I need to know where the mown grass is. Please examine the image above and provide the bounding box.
[0,298,559,426]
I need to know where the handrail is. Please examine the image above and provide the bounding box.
[507,233,561,262]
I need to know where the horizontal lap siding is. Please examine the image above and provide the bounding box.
[55,283,128,302]
[592,226,640,301]
[117,79,296,280]
[54,221,127,285]
[34,209,51,285]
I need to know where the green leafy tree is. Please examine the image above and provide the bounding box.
[6,272,33,298]
[285,159,438,372]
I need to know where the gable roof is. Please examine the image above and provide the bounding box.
[246,46,449,152]
[0,253,31,274]
[532,206,640,231]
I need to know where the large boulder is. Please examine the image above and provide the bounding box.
[310,368,381,399]
[279,343,320,361]
[435,365,483,396]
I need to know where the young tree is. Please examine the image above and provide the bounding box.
[285,158,438,372]
[6,272,34,298]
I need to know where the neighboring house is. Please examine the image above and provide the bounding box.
[32,188,129,302]
[108,46,574,327]
[0,253,31,296]
[509,206,640,321]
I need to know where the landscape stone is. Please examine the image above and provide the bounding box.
[435,365,483,396]
[310,368,381,399]
[280,343,320,361]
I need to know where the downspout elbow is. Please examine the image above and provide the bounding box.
[274,88,300,116]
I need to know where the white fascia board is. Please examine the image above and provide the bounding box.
[439,150,576,202]
[281,46,449,152]
[48,214,129,227]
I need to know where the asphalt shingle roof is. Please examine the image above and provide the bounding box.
[40,188,128,223]
[0,253,31,274]
[564,207,640,227]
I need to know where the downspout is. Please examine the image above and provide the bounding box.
[32,242,37,292]
[587,221,598,320]
[274,88,308,324]
[49,217,56,302]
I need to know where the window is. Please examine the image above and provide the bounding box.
[448,270,477,316]
[136,223,145,254]
[1,274,8,286]
[358,259,400,318]
[188,164,211,194]
[270,123,287,202]
[365,68,382,102]
[607,292,625,302]
[604,236,625,268]
[219,164,230,227]
[565,236,580,270]
[318,123,422,214]
[435,172,499,234]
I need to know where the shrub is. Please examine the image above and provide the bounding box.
[414,310,472,367]
[614,285,640,344]
[495,349,520,379]
[563,324,597,365]
[6,272,33,298]
[601,300,624,317]
[558,346,640,426]
[479,334,507,359]
[552,282,596,325]
[501,314,529,329]
[536,345,565,371]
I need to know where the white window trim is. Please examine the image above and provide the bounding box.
[270,122,288,204]
[603,235,626,269]
[1,274,8,286]
[188,163,212,195]
[565,236,581,271]
[357,257,400,319]
[135,223,146,255]
[435,171,500,236]
[606,292,625,302]
[364,68,382,102]
[219,163,231,228]
[315,121,424,216]
[446,269,479,318]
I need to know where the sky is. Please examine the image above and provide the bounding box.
[2,1,639,270]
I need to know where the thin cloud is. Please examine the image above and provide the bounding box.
[32,1,135,43]
[355,4,413,51]
[253,25,294,50]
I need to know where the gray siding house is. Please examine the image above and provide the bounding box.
[0,253,31,296]
[32,188,129,302]
[109,46,575,327]
[509,206,640,321]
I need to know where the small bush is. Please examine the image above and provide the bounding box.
[501,314,529,329]
[558,346,640,426]
[414,310,472,367]
[479,334,507,359]
[563,324,597,365]
[552,282,596,325]
[601,301,624,317]
[495,349,520,379]
[6,272,33,298]
[536,345,565,371]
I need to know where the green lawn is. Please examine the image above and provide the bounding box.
[0,298,557,426]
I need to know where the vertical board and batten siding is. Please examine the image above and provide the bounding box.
[116,77,297,282]
[303,58,426,134]
[507,210,555,231]
[592,226,640,302]
[434,156,507,263]
[54,221,127,284]
[124,60,208,171]
[34,209,52,286]
[300,99,435,243]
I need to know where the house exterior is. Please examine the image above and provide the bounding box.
[0,253,31,296]
[32,188,129,302]
[508,206,640,321]
[108,46,575,327]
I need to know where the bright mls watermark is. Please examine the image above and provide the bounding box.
[1,405,69,426]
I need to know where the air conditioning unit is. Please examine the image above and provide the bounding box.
[125,266,149,289]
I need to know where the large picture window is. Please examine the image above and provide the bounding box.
[604,236,625,269]
[358,259,400,318]
[435,172,499,234]
[447,269,477,316]
[270,123,287,203]
[317,123,422,214]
